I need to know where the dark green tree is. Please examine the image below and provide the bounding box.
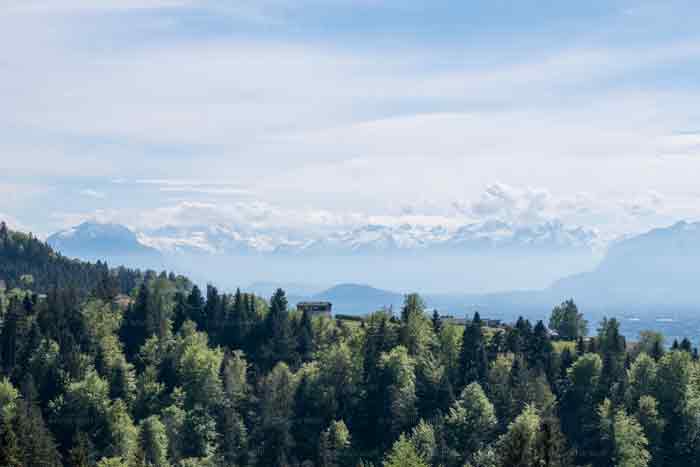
[120,283,151,361]
[549,299,588,341]
[459,312,488,388]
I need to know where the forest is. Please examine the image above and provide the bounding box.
[1,221,700,467]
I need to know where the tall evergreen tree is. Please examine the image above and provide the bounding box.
[120,283,151,361]
[186,285,206,331]
[0,419,21,467]
[459,312,488,388]
[431,310,443,335]
[297,309,315,363]
[261,289,297,369]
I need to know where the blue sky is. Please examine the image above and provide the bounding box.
[1,0,700,238]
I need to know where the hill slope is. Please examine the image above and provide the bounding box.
[312,283,405,314]
[551,221,700,307]
[0,221,143,294]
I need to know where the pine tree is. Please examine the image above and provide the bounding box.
[186,285,206,331]
[1,297,26,374]
[139,416,169,467]
[172,292,188,335]
[262,289,297,369]
[220,404,249,467]
[528,320,553,375]
[0,419,22,467]
[204,284,221,338]
[120,284,150,361]
[679,338,692,354]
[297,309,315,363]
[431,310,443,335]
[650,339,664,361]
[459,312,488,388]
[69,432,95,467]
[15,397,62,467]
[576,337,586,357]
[319,420,351,467]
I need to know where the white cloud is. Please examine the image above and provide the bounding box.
[3,0,700,240]
[469,184,553,225]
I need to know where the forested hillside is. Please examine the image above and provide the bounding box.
[1,224,699,467]
[0,222,145,295]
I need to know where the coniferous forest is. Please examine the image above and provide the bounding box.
[1,221,700,467]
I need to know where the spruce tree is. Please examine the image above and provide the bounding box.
[262,289,297,368]
[431,310,443,335]
[297,309,315,363]
[186,285,206,331]
[459,312,488,388]
[0,419,21,467]
[120,284,150,361]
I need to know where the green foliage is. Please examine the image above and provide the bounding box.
[319,420,352,467]
[408,420,436,464]
[175,325,224,408]
[626,353,658,409]
[140,415,169,467]
[549,299,588,340]
[0,418,23,467]
[0,223,698,467]
[0,378,19,422]
[459,312,489,388]
[382,435,428,467]
[379,346,418,438]
[398,294,433,356]
[445,382,497,463]
[599,400,651,467]
[496,405,541,467]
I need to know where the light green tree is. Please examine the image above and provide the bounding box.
[399,294,433,356]
[445,382,497,463]
[599,400,650,467]
[319,420,351,467]
[222,350,248,406]
[382,435,428,467]
[0,378,19,422]
[140,415,169,467]
[496,404,541,467]
[549,299,587,340]
[379,346,418,437]
[626,353,658,410]
[408,419,436,465]
[175,327,224,408]
[105,399,139,462]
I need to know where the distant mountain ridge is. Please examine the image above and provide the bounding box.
[551,220,700,307]
[61,219,600,257]
[46,220,601,292]
[312,283,405,314]
[300,220,700,316]
[37,219,700,319]
[47,222,165,269]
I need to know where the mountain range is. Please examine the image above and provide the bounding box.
[45,219,700,318]
[46,219,601,292]
[47,222,165,267]
[137,219,601,256]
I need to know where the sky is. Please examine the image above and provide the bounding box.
[2,0,700,240]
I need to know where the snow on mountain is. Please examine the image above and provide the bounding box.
[446,219,599,251]
[131,219,599,256]
[47,222,162,264]
[138,224,304,255]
